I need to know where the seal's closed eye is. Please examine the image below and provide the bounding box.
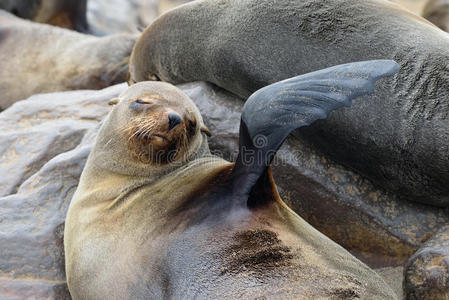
[135,98,153,105]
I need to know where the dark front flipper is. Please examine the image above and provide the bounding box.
[231,60,399,203]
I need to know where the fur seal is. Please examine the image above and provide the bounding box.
[423,0,449,31]
[0,11,136,109]
[0,0,88,32]
[65,60,399,299]
[129,0,449,207]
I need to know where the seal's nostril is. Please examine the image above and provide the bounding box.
[168,113,182,130]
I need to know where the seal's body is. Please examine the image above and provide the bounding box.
[0,0,88,31]
[0,11,136,109]
[65,61,399,299]
[423,0,449,32]
[129,0,449,207]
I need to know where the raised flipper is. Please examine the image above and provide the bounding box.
[231,60,400,203]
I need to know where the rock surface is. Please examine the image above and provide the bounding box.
[404,224,449,299]
[0,85,125,299]
[0,88,116,197]
[0,82,447,299]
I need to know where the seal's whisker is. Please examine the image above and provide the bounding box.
[129,125,147,141]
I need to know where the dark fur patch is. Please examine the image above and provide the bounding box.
[219,229,293,276]
[329,288,360,299]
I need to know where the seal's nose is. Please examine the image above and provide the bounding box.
[168,113,182,130]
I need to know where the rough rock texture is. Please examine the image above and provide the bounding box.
[422,0,449,31]
[0,82,447,298]
[0,11,136,109]
[0,88,115,197]
[0,85,126,299]
[404,225,449,299]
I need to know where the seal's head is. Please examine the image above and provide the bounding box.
[94,81,210,176]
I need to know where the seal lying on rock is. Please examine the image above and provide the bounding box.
[423,0,449,32]
[65,60,399,299]
[129,0,449,207]
[0,0,88,32]
[0,10,136,109]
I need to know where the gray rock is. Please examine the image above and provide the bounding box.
[404,224,449,299]
[0,85,126,298]
[0,85,125,197]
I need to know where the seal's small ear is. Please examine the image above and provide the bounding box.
[126,72,132,86]
[148,73,160,81]
[108,97,120,106]
[201,126,212,137]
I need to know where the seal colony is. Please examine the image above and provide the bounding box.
[129,0,449,207]
[0,10,136,109]
[65,60,399,299]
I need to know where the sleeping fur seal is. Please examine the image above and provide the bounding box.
[129,0,449,207]
[65,60,399,299]
[0,11,136,109]
[0,0,88,32]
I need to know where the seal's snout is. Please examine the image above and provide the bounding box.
[168,113,182,130]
